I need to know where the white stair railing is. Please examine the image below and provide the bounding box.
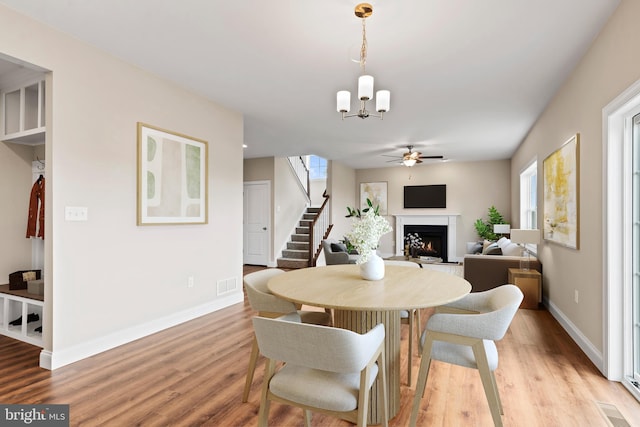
[287,156,310,199]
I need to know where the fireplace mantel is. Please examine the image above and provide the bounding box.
[394,214,461,262]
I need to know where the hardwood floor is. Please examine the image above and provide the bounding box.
[1,266,639,426]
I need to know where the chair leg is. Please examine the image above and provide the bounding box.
[409,334,433,427]
[242,336,260,403]
[303,409,312,427]
[378,349,389,427]
[258,359,276,427]
[472,342,503,427]
[407,311,413,385]
[489,370,504,414]
[415,309,421,356]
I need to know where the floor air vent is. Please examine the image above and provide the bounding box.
[596,402,630,427]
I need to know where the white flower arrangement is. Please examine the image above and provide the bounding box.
[345,209,392,264]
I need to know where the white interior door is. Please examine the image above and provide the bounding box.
[243,181,270,266]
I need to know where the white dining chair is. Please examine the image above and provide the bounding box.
[252,315,388,427]
[409,284,523,427]
[384,260,421,384]
[242,268,332,402]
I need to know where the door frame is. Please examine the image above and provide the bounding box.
[603,76,640,401]
[243,180,272,267]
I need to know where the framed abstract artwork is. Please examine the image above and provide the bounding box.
[543,133,579,249]
[137,123,208,225]
[360,181,388,215]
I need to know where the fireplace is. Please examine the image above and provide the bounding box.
[394,214,461,263]
[404,225,448,262]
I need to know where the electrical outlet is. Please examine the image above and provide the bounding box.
[574,289,579,304]
[188,276,194,288]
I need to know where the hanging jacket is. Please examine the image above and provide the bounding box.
[26,176,45,239]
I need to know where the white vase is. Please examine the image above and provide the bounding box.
[360,250,385,281]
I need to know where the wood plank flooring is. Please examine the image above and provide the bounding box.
[0,266,638,426]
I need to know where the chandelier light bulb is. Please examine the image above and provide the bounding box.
[376,90,390,113]
[337,91,351,113]
[358,75,374,101]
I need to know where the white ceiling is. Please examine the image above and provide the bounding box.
[0,0,620,169]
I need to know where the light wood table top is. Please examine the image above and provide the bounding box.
[268,264,471,311]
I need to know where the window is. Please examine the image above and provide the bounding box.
[308,155,327,180]
[520,161,538,229]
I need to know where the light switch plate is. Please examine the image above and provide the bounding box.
[65,206,88,221]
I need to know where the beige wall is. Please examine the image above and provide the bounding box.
[327,160,357,241]
[356,160,511,258]
[0,5,243,368]
[511,0,640,358]
[274,157,309,264]
[0,142,33,276]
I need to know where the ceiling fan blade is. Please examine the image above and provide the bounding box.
[418,155,444,159]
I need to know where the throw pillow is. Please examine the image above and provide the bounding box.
[497,237,512,250]
[482,242,502,255]
[330,242,347,252]
[470,241,483,254]
[502,242,523,257]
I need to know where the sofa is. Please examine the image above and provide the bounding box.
[463,237,542,292]
[321,239,359,265]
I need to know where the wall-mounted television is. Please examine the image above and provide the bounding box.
[403,185,446,208]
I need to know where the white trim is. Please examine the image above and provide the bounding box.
[602,77,640,382]
[545,297,603,371]
[40,293,243,370]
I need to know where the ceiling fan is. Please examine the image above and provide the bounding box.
[383,145,444,167]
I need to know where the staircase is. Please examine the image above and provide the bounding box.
[277,207,321,269]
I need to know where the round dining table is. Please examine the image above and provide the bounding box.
[268,264,471,424]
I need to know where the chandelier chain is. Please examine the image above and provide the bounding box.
[360,18,367,73]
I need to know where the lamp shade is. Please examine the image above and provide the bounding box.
[337,91,351,113]
[376,90,390,112]
[358,75,374,100]
[510,229,541,244]
[493,224,511,234]
[402,158,417,167]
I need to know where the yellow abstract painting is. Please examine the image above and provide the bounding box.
[543,134,579,249]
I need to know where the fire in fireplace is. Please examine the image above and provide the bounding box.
[404,225,448,262]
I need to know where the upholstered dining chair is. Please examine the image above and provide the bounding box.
[384,259,421,385]
[252,315,388,427]
[242,269,332,403]
[409,284,523,427]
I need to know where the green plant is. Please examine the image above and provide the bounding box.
[345,198,379,218]
[474,206,506,241]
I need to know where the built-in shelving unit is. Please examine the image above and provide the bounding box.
[1,79,45,145]
[0,285,43,347]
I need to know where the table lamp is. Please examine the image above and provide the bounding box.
[510,229,541,270]
[493,224,511,237]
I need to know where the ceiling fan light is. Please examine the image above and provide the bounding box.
[358,75,374,101]
[376,90,390,112]
[403,158,417,167]
[337,91,351,113]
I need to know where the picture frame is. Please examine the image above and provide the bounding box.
[360,181,388,215]
[543,133,579,249]
[137,122,208,225]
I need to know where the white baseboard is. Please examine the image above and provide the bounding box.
[544,296,604,374]
[40,292,244,370]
